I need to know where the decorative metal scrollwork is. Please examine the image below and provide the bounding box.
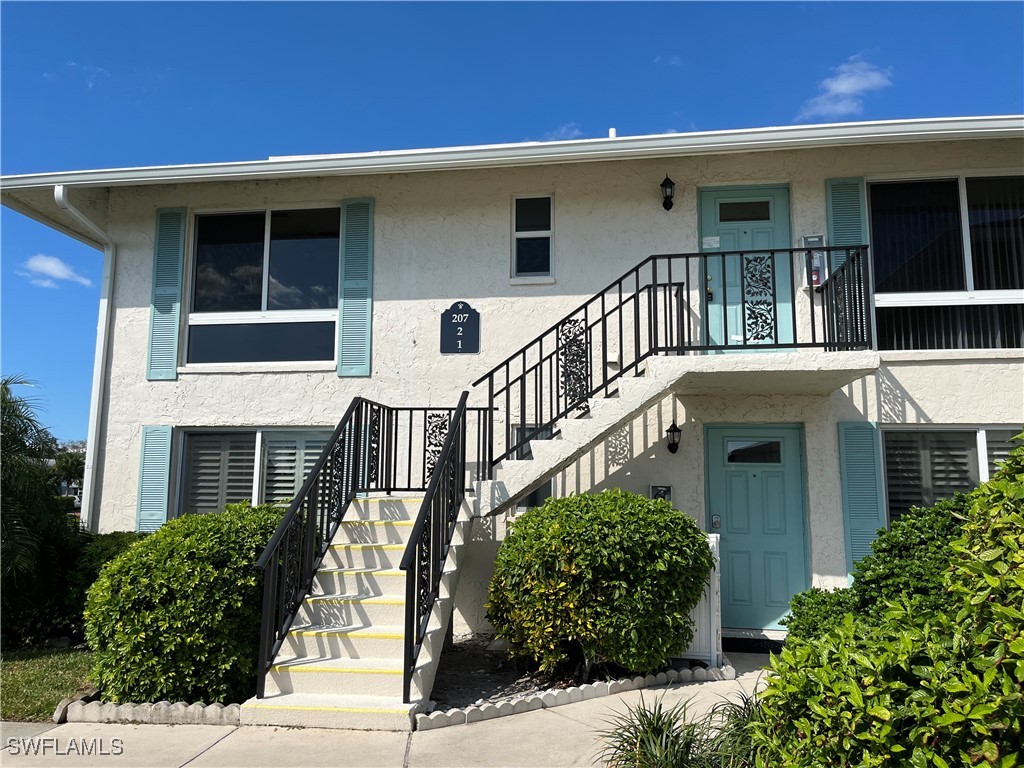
[416,521,432,623]
[832,275,849,343]
[367,406,381,484]
[743,254,773,297]
[558,317,590,413]
[424,412,449,482]
[745,300,776,342]
[282,513,305,617]
[328,439,346,523]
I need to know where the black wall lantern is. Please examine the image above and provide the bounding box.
[660,176,676,211]
[665,421,682,454]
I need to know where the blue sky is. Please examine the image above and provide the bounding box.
[2,1,1022,440]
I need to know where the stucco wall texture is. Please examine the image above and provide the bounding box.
[92,139,1022,609]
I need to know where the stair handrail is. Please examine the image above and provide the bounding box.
[472,246,873,467]
[399,390,470,703]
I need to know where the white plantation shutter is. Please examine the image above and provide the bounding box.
[183,433,256,514]
[883,431,978,522]
[262,433,331,505]
[986,429,1022,476]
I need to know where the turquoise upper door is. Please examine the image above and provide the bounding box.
[706,426,807,631]
[698,187,793,348]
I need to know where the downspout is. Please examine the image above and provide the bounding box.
[54,184,115,533]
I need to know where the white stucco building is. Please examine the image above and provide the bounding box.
[3,116,1022,725]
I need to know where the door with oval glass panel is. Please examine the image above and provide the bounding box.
[705,426,807,632]
[698,187,793,349]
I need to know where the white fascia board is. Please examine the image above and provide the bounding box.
[2,116,1022,192]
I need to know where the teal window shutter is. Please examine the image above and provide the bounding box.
[137,425,172,532]
[825,178,867,271]
[838,421,885,576]
[147,208,186,380]
[338,198,374,377]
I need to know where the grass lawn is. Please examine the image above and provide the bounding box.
[0,647,94,722]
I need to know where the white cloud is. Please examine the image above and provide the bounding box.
[18,254,91,288]
[653,55,683,68]
[797,55,892,120]
[542,123,584,142]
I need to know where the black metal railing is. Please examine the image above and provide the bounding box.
[254,395,492,698]
[399,391,469,702]
[473,246,872,465]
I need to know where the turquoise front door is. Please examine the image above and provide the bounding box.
[706,426,807,631]
[698,187,793,348]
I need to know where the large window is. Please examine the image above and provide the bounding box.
[882,427,1020,523]
[187,208,341,364]
[869,175,1023,350]
[180,429,330,515]
[513,196,553,278]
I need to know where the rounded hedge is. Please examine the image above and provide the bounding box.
[84,502,282,704]
[486,489,714,675]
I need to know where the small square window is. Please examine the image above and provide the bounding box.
[513,197,552,277]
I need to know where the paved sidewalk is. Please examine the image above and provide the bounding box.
[1,654,768,768]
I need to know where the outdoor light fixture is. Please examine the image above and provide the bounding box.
[660,176,676,211]
[665,421,682,454]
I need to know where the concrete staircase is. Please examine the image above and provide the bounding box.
[241,495,473,731]
[476,356,691,516]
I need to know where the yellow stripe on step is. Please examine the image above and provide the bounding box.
[329,543,405,550]
[247,708,407,720]
[340,520,414,526]
[271,666,403,675]
[291,630,404,639]
[305,597,406,605]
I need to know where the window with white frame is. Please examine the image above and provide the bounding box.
[882,427,1021,523]
[187,208,341,364]
[869,176,1023,350]
[179,429,331,515]
[512,196,553,278]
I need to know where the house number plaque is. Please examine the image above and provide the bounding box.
[440,301,480,354]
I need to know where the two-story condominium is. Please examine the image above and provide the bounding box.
[3,116,1022,728]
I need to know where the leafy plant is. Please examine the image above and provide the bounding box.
[753,438,1024,767]
[599,694,708,768]
[84,502,283,704]
[487,489,714,677]
[781,587,856,642]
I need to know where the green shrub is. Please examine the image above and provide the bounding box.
[599,694,708,768]
[753,439,1024,767]
[782,495,967,642]
[487,489,714,676]
[781,587,856,642]
[65,531,148,627]
[852,494,967,618]
[84,502,282,704]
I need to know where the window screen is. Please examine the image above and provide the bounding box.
[968,176,1024,291]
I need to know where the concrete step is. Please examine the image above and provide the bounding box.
[334,519,415,545]
[266,656,406,697]
[282,624,406,659]
[310,567,405,597]
[346,496,424,522]
[241,691,418,731]
[322,542,406,569]
[298,594,407,626]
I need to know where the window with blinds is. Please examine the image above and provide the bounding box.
[261,432,331,505]
[883,431,978,523]
[986,428,1023,476]
[182,433,257,514]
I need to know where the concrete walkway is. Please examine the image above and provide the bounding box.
[1,654,769,768]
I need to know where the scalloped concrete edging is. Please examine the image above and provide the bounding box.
[415,656,737,731]
[64,699,241,726]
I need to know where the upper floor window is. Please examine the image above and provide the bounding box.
[187,208,341,364]
[513,196,553,278]
[869,176,1023,294]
